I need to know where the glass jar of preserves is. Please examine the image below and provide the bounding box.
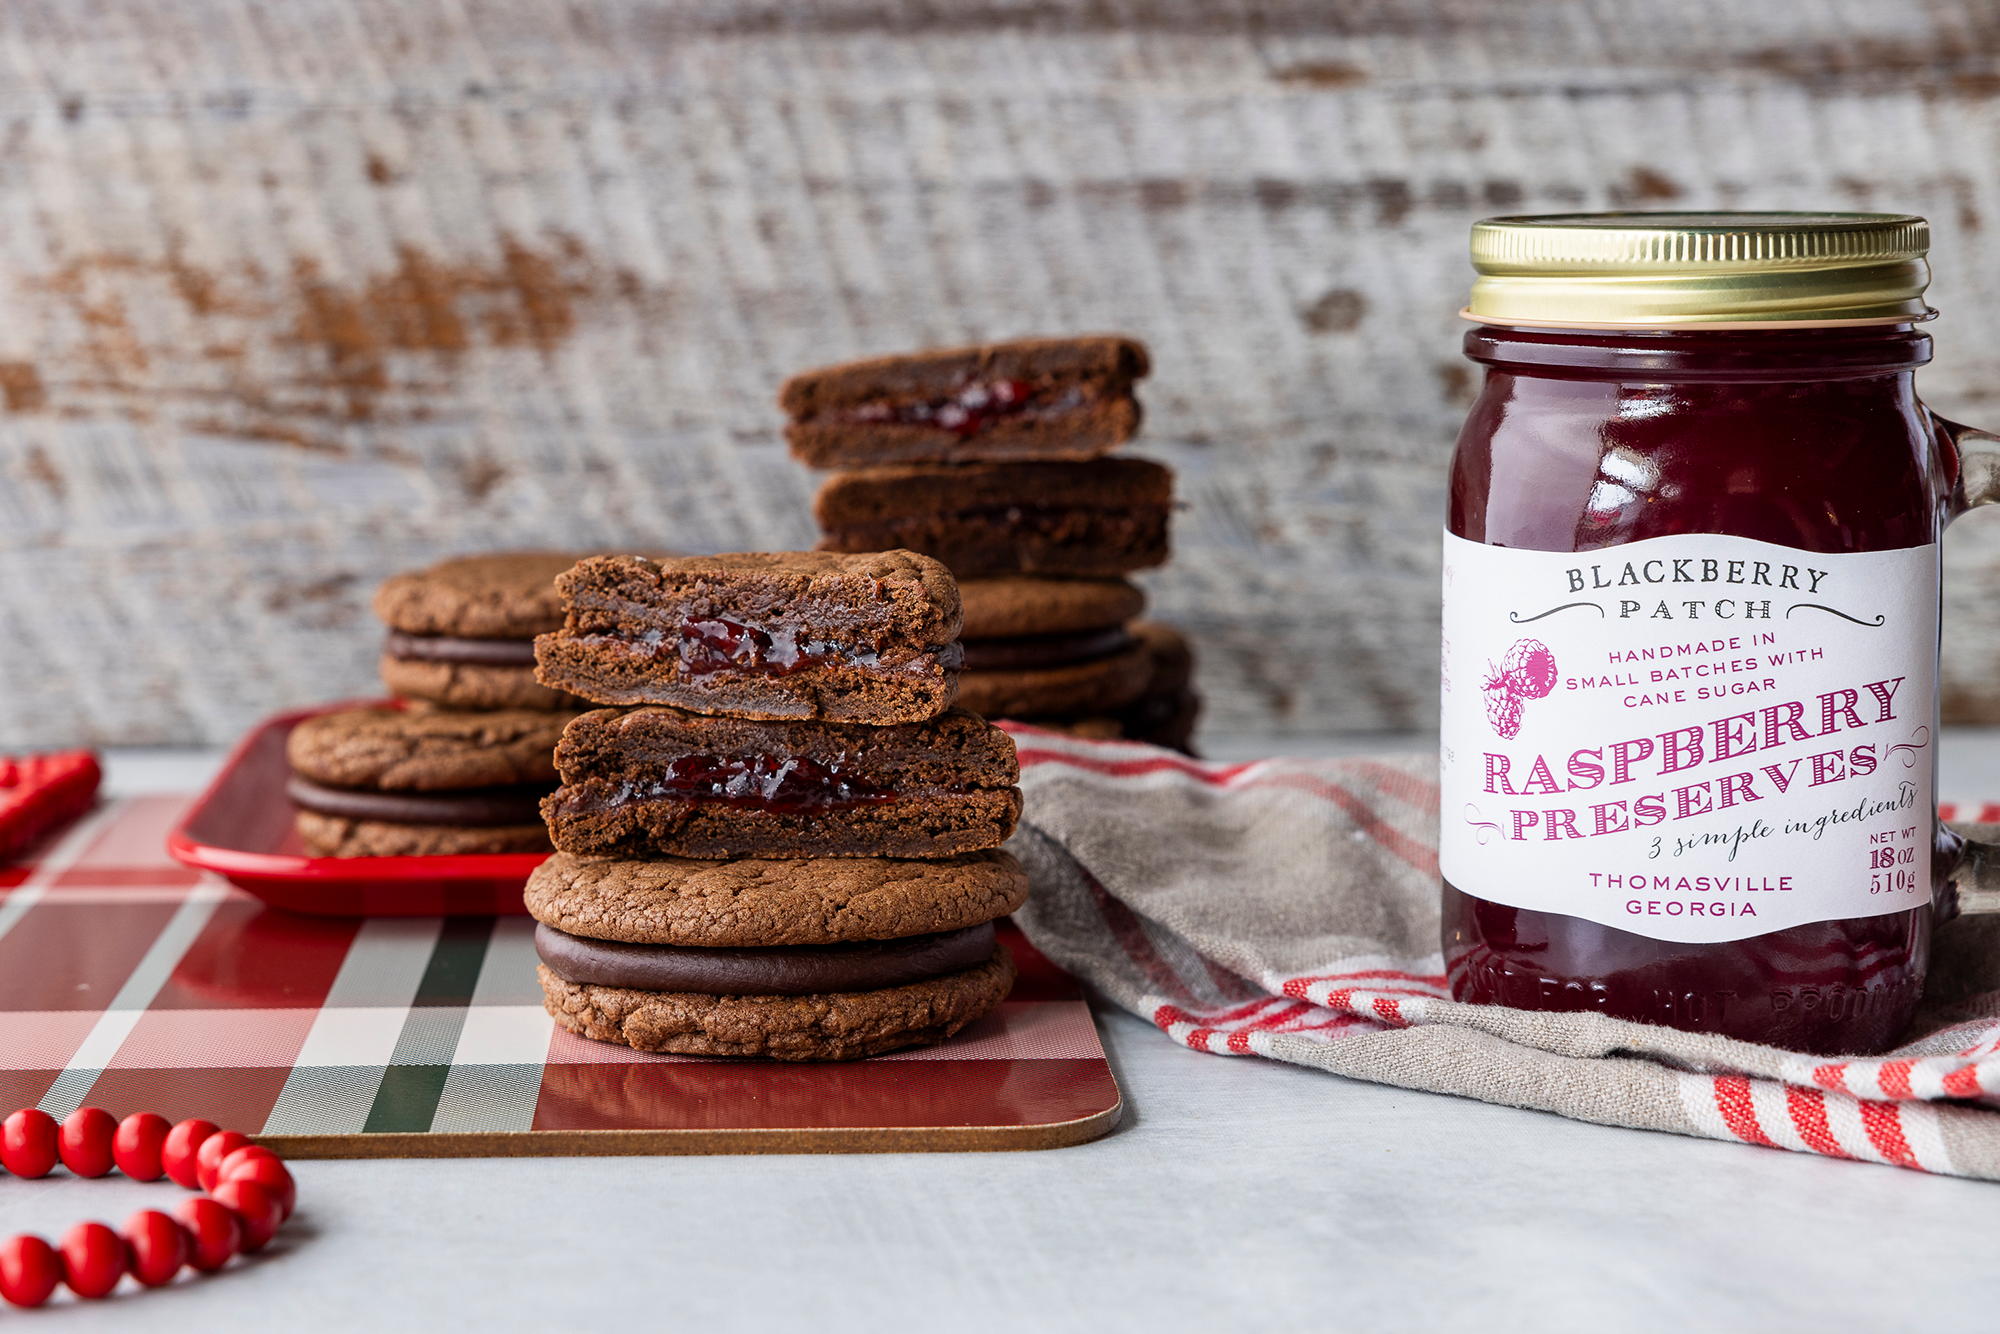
[1440,211,2000,1054]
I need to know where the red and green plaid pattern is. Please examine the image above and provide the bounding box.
[0,797,1119,1154]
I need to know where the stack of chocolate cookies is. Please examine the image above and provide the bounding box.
[285,552,588,857]
[787,335,1200,751]
[524,550,1027,1061]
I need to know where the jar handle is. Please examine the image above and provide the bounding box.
[1937,410,2000,520]
[1933,410,2000,919]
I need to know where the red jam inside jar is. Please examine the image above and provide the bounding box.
[1440,214,1984,1056]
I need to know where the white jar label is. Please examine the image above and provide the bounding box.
[1439,530,1936,943]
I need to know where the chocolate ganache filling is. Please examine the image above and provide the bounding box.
[288,775,554,827]
[959,626,1134,673]
[535,920,996,995]
[384,632,539,667]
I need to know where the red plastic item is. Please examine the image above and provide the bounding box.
[58,1106,117,1178]
[113,1111,172,1182]
[219,1147,295,1219]
[173,1198,242,1273]
[0,750,100,863]
[195,1130,250,1193]
[121,1210,187,1287]
[0,1235,61,1308]
[168,700,543,916]
[57,1221,126,1299]
[209,1180,281,1252]
[0,1108,58,1179]
[161,1118,218,1189]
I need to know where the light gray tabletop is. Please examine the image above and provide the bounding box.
[14,735,2000,1330]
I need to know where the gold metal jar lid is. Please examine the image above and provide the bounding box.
[1466,212,1933,328]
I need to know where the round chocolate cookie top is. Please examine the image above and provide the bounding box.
[958,576,1145,640]
[287,706,579,792]
[524,848,1029,947]
[374,551,593,639]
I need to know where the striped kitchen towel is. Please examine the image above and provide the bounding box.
[1000,724,2000,1180]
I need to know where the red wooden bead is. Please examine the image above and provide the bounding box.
[57,1220,126,1299]
[121,1210,187,1288]
[220,1146,296,1220]
[0,1108,58,1179]
[195,1129,250,1193]
[0,1235,60,1308]
[59,1105,118,1178]
[171,1198,241,1274]
[161,1118,218,1189]
[218,1142,279,1169]
[113,1111,171,1182]
[210,1179,282,1253]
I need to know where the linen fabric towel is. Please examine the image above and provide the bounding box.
[1001,724,2000,1180]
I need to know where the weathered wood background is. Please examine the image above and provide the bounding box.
[8,0,2000,745]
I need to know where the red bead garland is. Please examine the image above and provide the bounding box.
[0,1107,296,1306]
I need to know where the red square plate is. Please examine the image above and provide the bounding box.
[167,701,545,916]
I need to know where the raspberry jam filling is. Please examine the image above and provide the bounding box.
[587,617,960,677]
[841,379,1083,436]
[599,617,876,676]
[675,617,868,677]
[626,754,899,813]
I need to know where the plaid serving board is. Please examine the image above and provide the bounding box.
[0,797,1121,1157]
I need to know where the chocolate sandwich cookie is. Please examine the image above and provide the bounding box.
[376,551,593,710]
[286,706,576,857]
[1021,622,1201,752]
[814,458,1172,578]
[954,576,1150,717]
[542,705,1022,860]
[781,335,1148,468]
[537,948,1015,1060]
[534,551,963,724]
[524,849,1030,947]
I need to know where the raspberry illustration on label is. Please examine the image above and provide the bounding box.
[1481,639,1557,739]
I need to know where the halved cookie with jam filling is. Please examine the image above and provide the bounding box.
[534,551,963,724]
[541,705,1020,859]
[780,335,1149,468]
